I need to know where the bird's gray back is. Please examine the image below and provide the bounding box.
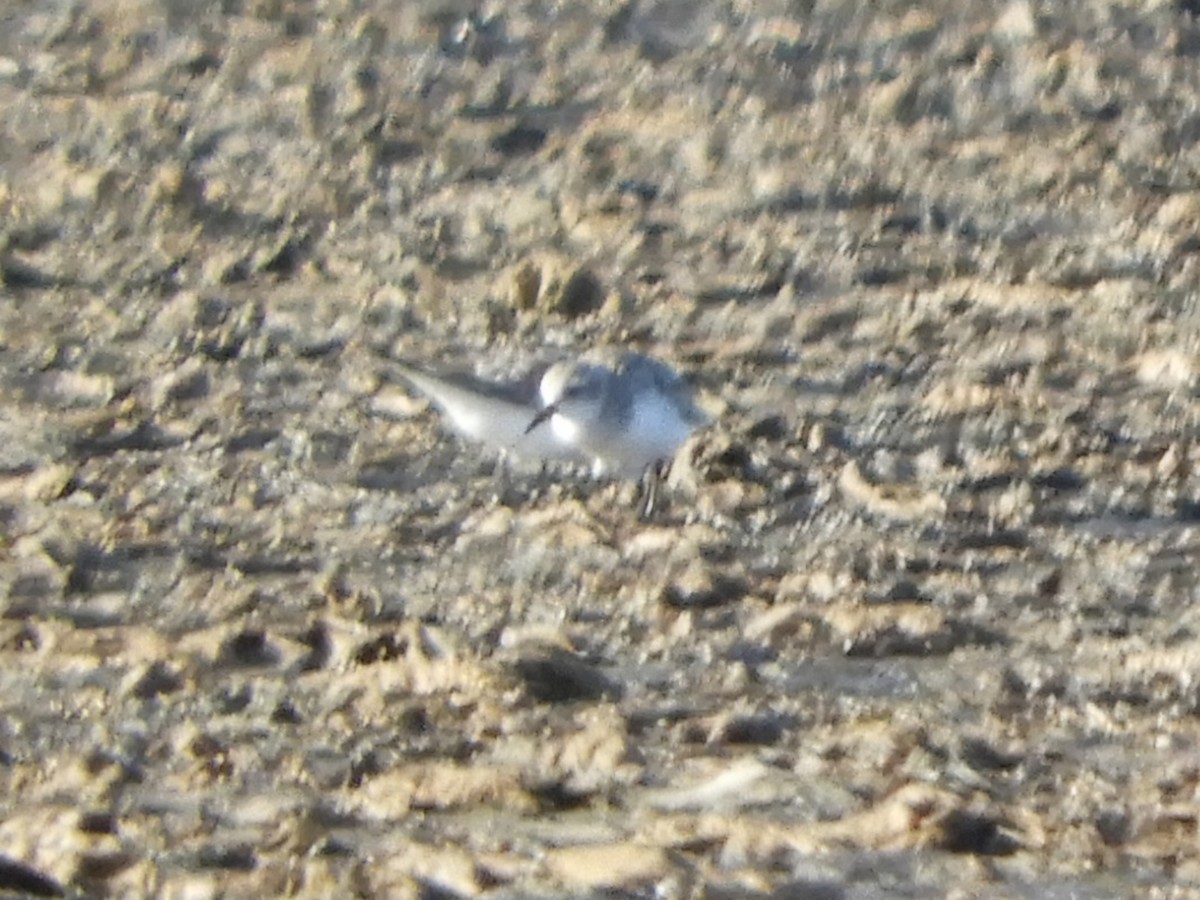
[614,353,709,426]
[392,361,580,462]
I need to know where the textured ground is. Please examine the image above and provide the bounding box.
[4,0,1200,897]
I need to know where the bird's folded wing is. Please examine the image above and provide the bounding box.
[393,362,581,463]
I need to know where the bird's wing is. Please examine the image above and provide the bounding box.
[392,361,582,462]
[619,353,713,427]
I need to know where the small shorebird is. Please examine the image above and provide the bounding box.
[392,349,710,510]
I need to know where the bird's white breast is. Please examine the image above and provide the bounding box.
[581,390,695,478]
[629,391,693,454]
[549,412,583,445]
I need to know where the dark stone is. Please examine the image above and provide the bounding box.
[221,629,281,667]
[959,736,1022,772]
[0,854,65,897]
[554,267,605,319]
[132,661,184,699]
[513,647,623,703]
[194,843,258,871]
[490,123,547,156]
[937,809,1019,855]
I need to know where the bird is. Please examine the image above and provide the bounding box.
[391,349,710,480]
[524,350,711,479]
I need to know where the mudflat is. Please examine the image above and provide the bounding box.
[3,1,1200,896]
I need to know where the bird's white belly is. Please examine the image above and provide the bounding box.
[546,391,697,478]
[588,393,692,477]
[550,413,584,445]
[628,392,692,456]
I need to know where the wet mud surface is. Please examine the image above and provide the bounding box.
[4,0,1200,896]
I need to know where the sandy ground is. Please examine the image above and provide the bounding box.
[4,0,1200,896]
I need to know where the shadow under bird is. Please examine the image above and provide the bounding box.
[391,349,711,483]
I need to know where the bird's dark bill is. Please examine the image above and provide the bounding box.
[525,404,556,434]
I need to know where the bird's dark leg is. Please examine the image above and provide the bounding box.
[638,458,669,520]
[525,403,557,434]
